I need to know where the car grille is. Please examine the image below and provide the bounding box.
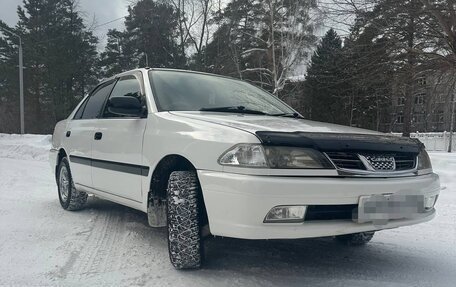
[362,154,395,171]
[325,152,416,171]
[305,205,357,221]
[324,152,366,170]
[394,154,417,170]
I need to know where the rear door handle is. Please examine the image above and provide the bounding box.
[94,132,103,140]
[66,131,71,137]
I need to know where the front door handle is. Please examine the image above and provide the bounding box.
[66,131,71,137]
[94,132,103,140]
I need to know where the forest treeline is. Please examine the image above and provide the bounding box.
[0,0,455,134]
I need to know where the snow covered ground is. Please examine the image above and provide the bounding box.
[0,134,455,286]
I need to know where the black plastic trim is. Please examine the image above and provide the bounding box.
[69,155,91,166]
[255,132,423,154]
[69,155,149,176]
[100,71,148,119]
[73,79,117,120]
[305,204,358,221]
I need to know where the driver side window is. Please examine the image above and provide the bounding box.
[102,75,144,118]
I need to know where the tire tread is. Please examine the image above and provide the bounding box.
[167,170,202,269]
[335,231,375,246]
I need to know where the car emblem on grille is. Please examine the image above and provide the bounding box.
[358,154,396,171]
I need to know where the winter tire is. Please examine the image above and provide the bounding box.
[57,157,88,211]
[166,170,203,269]
[335,231,375,246]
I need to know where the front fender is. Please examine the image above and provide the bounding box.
[142,112,260,173]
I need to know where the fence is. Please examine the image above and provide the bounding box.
[392,132,456,152]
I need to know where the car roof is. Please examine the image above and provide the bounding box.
[105,67,239,82]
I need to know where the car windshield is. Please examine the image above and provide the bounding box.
[149,70,296,115]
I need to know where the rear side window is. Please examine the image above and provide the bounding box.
[81,81,115,119]
[102,75,143,118]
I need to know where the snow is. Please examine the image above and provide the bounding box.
[0,134,455,286]
[0,133,52,161]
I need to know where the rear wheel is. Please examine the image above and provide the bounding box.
[166,170,204,269]
[57,157,88,211]
[335,231,375,246]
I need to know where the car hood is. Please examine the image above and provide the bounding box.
[169,111,382,135]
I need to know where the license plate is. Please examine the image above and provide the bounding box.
[356,193,425,225]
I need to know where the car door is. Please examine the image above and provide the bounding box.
[91,73,148,202]
[64,80,116,188]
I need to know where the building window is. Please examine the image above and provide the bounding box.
[397,97,405,106]
[413,112,425,123]
[396,112,404,124]
[415,93,425,105]
[417,77,427,86]
[435,93,446,103]
[433,110,444,123]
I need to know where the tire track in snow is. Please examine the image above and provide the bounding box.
[66,207,127,280]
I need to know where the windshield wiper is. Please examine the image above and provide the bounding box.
[200,106,267,115]
[270,112,303,119]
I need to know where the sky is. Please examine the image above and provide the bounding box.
[0,0,130,49]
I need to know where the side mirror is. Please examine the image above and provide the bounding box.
[107,96,146,117]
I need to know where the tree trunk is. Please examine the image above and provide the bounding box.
[269,0,278,96]
[402,75,414,137]
[403,15,417,137]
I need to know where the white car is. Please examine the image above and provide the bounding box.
[50,68,440,269]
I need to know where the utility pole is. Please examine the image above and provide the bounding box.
[1,27,24,134]
[449,91,455,153]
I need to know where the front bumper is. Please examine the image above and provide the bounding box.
[198,171,440,240]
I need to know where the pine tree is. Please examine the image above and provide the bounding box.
[342,19,394,130]
[204,0,262,78]
[125,0,183,68]
[0,21,21,133]
[100,29,135,78]
[304,29,349,124]
[100,0,185,77]
[355,0,438,135]
[0,0,99,133]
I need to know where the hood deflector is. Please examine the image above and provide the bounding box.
[255,131,423,154]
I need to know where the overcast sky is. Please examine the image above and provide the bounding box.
[0,0,130,48]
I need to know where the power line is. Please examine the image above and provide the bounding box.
[37,12,132,45]
[90,15,128,30]
[15,14,129,47]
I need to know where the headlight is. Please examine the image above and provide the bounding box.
[417,149,432,171]
[218,144,334,169]
[218,144,268,168]
[263,146,333,169]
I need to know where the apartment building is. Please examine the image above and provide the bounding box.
[383,74,455,133]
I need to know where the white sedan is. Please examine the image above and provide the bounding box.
[50,68,440,269]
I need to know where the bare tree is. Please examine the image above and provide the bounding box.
[240,0,318,96]
[171,0,214,69]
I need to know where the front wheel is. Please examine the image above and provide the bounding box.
[57,157,88,211]
[166,171,204,269]
[334,231,375,246]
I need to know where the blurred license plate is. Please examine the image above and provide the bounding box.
[356,193,424,225]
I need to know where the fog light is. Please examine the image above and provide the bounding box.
[264,206,306,223]
[424,195,438,210]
